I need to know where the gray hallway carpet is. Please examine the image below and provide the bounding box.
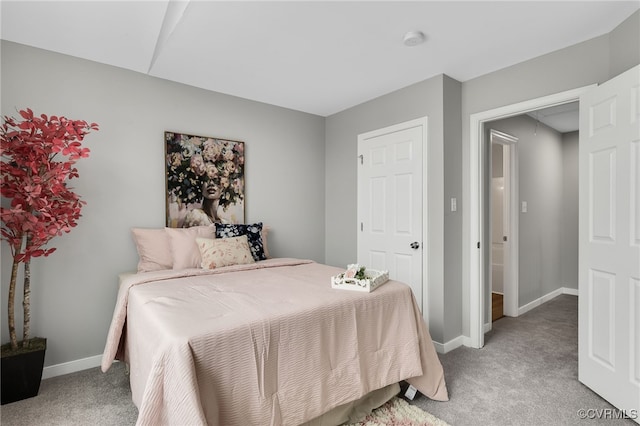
[413,295,634,425]
[1,295,634,425]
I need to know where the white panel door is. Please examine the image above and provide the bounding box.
[579,65,640,419]
[357,120,424,309]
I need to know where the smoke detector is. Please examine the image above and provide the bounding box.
[403,31,426,47]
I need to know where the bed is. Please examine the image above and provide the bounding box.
[101,231,448,425]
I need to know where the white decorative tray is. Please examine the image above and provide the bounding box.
[331,264,389,292]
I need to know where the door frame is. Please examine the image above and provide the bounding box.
[467,85,596,348]
[488,129,519,320]
[357,117,429,317]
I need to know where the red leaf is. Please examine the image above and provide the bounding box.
[19,109,33,120]
[1,108,98,263]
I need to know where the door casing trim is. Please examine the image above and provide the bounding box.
[467,85,596,348]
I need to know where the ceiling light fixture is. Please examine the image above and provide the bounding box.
[403,31,426,47]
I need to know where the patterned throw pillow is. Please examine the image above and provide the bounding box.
[215,222,267,261]
[196,235,255,269]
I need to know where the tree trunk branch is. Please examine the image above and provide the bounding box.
[22,256,31,349]
[8,238,23,351]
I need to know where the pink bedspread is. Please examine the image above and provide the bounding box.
[101,258,448,425]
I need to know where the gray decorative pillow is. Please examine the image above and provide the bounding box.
[215,222,266,261]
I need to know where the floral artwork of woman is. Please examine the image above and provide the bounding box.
[183,178,225,226]
[165,132,244,227]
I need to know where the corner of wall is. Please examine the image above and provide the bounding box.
[609,9,640,78]
[442,75,464,343]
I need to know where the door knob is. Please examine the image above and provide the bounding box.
[410,241,420,250]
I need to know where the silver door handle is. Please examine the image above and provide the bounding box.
[410,241,420,250]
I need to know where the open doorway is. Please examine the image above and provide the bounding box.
[487,129,518,324]
[491,141,506,322]
[468,85,594,349]
[467,69,638,411]
[483,102,580,333]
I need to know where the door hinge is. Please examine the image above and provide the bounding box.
[358,154,363,165]
[503,236,508,242]
[477,242,480,249]
[360,222,363,231]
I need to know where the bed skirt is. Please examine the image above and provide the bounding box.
[302,383,400,426]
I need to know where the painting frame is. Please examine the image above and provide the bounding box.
[165,131,245,228]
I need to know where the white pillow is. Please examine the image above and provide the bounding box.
[131,228,172,272]
[166,225,216,270]
[197,235,255,269]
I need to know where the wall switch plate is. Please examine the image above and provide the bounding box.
[521,201,528,213]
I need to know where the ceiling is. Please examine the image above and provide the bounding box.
[1,1,638,117]
[525,102,579,133]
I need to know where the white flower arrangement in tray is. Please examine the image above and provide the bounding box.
[331,264,389,292]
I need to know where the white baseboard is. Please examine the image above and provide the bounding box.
[518,288,563,316]
[438,326,508,352]
[461,335,473,348]
[518,287,578,316]
[42,354,103,380]
[432,335,466,354]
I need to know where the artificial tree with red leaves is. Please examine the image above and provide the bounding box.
[1,108,98,352]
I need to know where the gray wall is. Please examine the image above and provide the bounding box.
[492,144,504,178]
[1,41,326,367]
[609,10,640,78]
[324,74,451,342]
[1,9,638,366]
[442,76,463,343]
[460,8,639,335]
[324,73,463,344]
[561,131,579,289]
[488,116,565,307]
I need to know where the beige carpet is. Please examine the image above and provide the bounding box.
[346,397,449,426]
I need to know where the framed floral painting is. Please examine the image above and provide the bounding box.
[165,131,245,227]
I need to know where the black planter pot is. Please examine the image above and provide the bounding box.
[1,338,46,405]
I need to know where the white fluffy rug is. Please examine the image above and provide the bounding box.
[346,397,450,426]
